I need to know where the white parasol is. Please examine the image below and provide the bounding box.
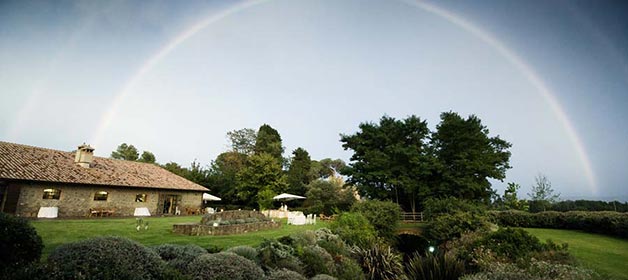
[202,193,222,201]
[273,193,306,201]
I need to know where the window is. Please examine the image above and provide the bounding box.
[94,191,108,201]
[43,188,61,199]
[135,194,147,202]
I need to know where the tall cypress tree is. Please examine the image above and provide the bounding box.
[254,124,284,163]
[287,148,312,195]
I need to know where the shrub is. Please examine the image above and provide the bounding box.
[475,228,546,260]
[329,212,376,247]
[311,274,337,280]
[406,252,465,280]
[258,239,304,273]
[298,245,334,277]
[206,244,223,253]
[333,256,365,280]
[48,236,165,280]
[460,261,600,280]
[226,245,259,264]
[489,210,628,238]
[424,197,486,220]
[152,244,206,273]
[425,211,491,243]
[351,243,405,280]
[0,213,43,269]
[186,252,265,280]
[266,268,307,280]
[351,200,401,241]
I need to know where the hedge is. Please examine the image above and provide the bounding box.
[489,210,628,238]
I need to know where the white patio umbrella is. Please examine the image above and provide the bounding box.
[273,193,306,201]
[202,193,222,201]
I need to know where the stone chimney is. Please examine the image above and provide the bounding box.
[75,143,95,168]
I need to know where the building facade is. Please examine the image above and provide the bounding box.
[0,141,209,218]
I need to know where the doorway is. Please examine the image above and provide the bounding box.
[158,194,181,215]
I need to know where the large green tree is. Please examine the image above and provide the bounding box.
[226,128,257,155]
[430,112,512,201]
[286,147,312,196]
[254,124,284,163]
[236,153,288,207]
[208,151,248,204]
[138,151,156,163]
[111,143,139,161]
[341,115,432,212]
[309,158,347,180]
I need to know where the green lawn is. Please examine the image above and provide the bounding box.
[32,216,328,258]
[525,228,628,280]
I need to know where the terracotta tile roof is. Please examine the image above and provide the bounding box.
[0,141,208,192]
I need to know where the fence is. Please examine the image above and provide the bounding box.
[400,212,423,222]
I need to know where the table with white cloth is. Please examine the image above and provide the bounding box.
[37,207,58,218]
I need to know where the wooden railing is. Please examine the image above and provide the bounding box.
[400,212,423,222]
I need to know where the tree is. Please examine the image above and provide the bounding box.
[162,162,188,178]
[208,151,248,204]
[186,160,210,187]
[309,158,347,180]
[111,143,139,161]
[254,124,284,163]
[236,153,288,207]
[286,148,312,196]
[503,182,527,210]
[226,128,257,155]
[527,174,560,212]
[430,112,512,201]
[303,178,356,215]
[138,151,156,163]
[341,115,432,212]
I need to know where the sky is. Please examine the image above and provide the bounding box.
[1,0,627,200]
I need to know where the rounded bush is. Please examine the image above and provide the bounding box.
[333,257,365,280]
[48,236,165,280]
[226,245,259,263]
[0,213,43,269]
[266,268,307,280]
[186,252,265,280]
[152,244,206,272]
[311,274,337,280]
[329,212,376,247]
[298,245,334,277]
[350,200,401,241]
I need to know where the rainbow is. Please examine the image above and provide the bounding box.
[90,0,597,193]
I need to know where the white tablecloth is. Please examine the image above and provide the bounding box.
[133,207,151,217]
[37,207,58,218]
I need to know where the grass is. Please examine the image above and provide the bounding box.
[32,216,328,258]
[525,228,628,280]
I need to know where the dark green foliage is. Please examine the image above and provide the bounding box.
[489,210,628,238]
[151,244,206,273]
[227,128,257,155]
[460,261,600,280]
[226,245,259,264]
[258,239,304,273]
[287,147,313,196]
[549,200,628,212]
[431,112,511,201]
[208,151,248,204]
[333,257,365,280]
[351,200,401,241]
[255,124,284,163]
[186,252,265,280]
[237,153,288,208]
[406,252,465,280]
[47,236,165,280]
[266,268,307,280]
[162,161,188,177]
[298,245,334,277]
[341,115,432,212]
[315,229,351,258]
[330,212,376,247]
[351,243,406,280]
[425,211,491,242]
[311,274,338,280]
[423,197,486,220]
[476,228,547,260]
[206,244,223,253]
[138,151,156,163]
[303,179,356,215]
[309,158,347,180]
[111,143,139,161]
[0,213,43,269]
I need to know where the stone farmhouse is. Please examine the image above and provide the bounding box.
[0,141,208,218]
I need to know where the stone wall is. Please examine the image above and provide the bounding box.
[200,210,268,225]
[173,220,281,236]
[13,181,203,218]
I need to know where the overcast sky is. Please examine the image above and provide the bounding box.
[1,0,627,200]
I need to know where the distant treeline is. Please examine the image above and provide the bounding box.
[539,200,628,212]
